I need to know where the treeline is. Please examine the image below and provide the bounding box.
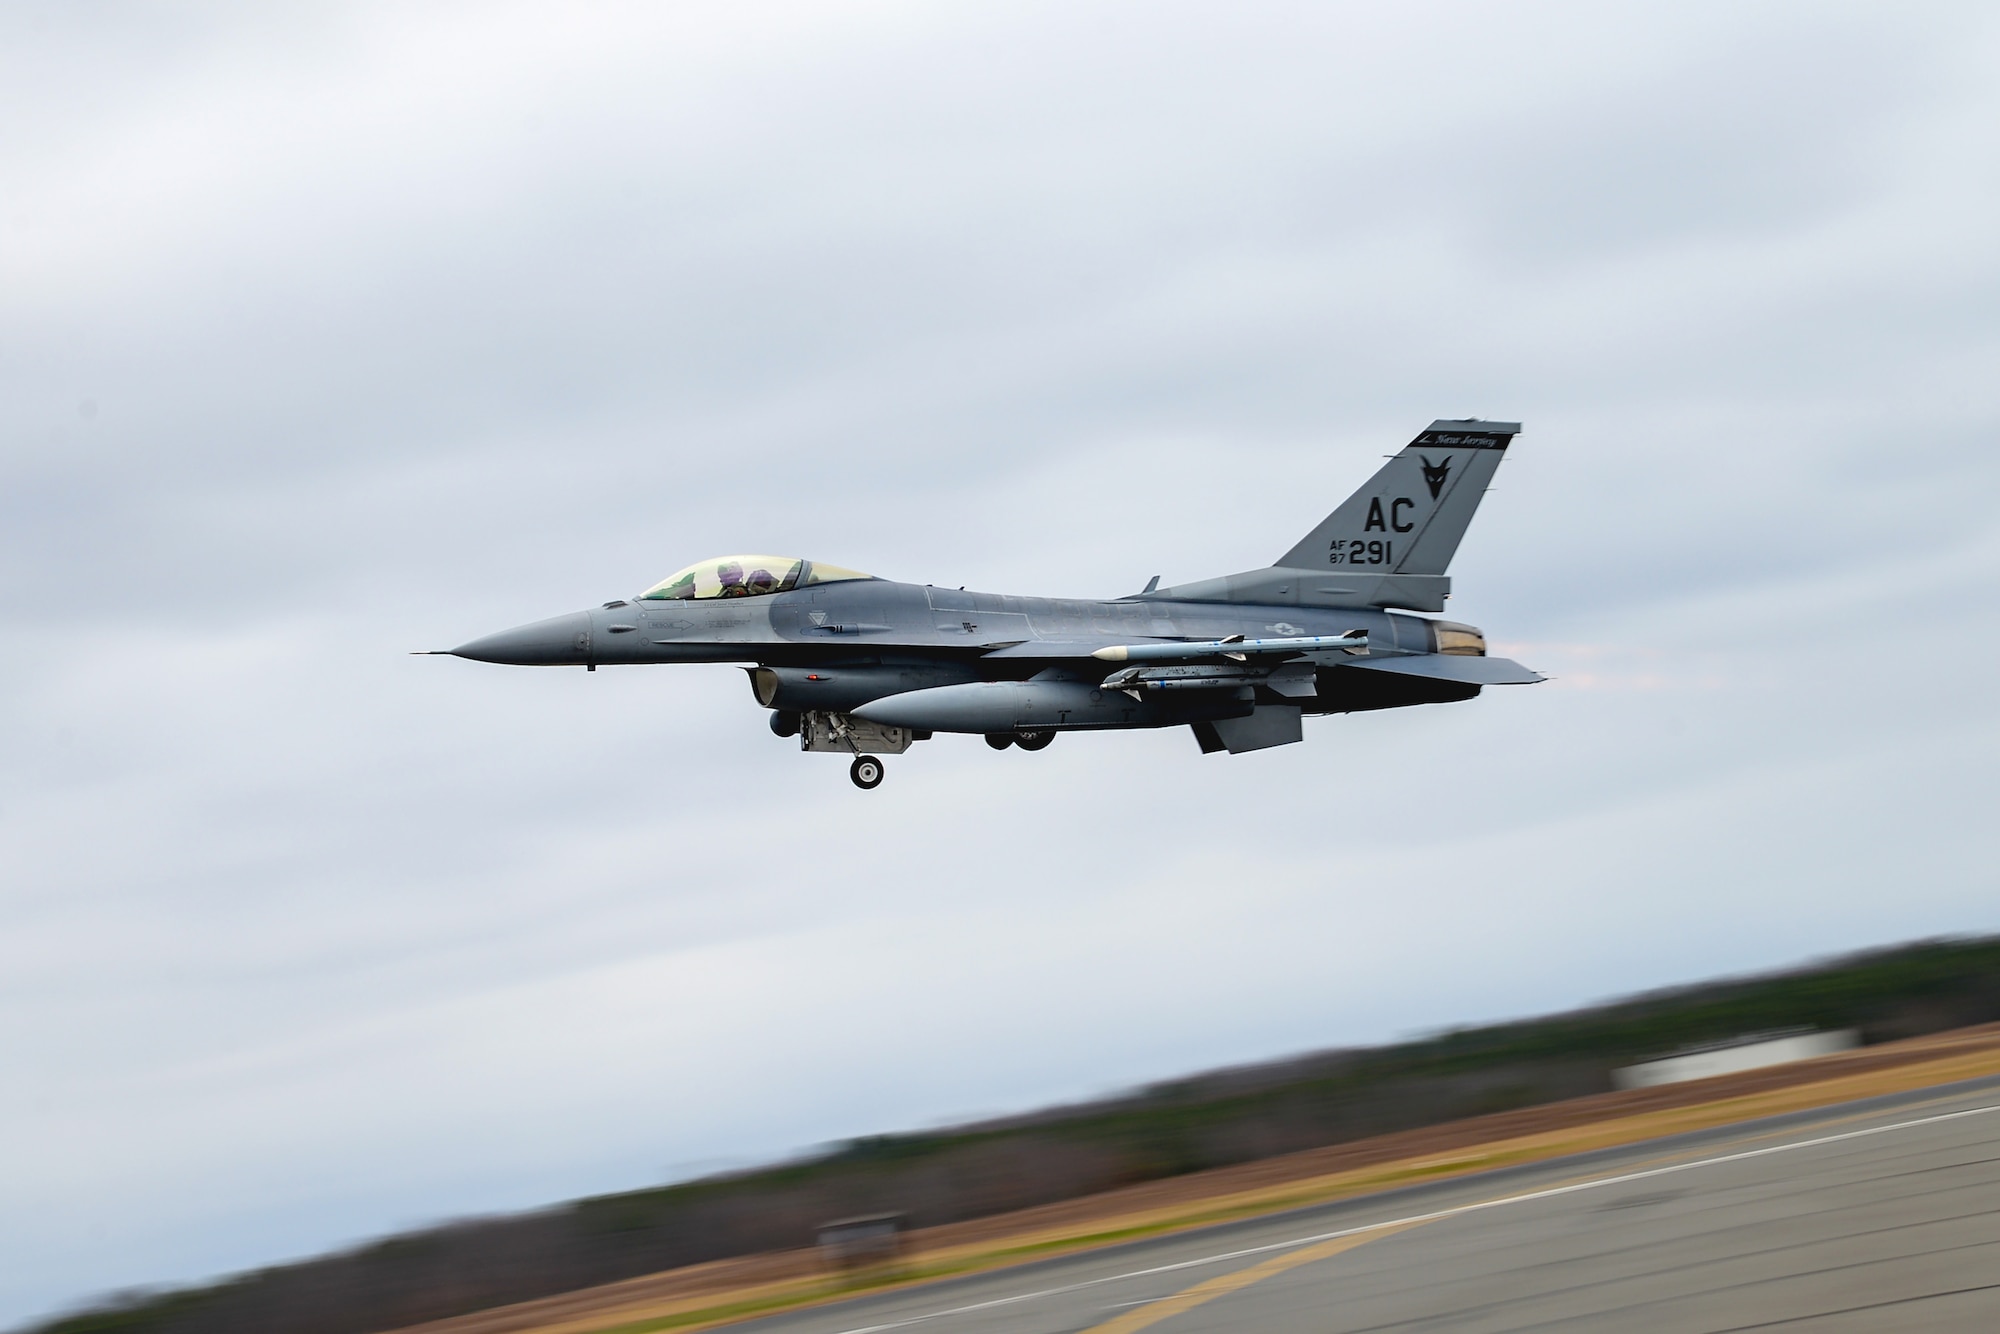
[34,935,2000,1334]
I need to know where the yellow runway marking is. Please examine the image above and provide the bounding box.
[1077,1221,1426,1334]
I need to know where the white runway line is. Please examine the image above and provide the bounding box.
[830,1099,2000,1334]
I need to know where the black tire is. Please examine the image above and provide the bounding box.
[1015,730,1055,751]
[984,733,1015,750]
[849,756,885,789]
[769,710,801,738]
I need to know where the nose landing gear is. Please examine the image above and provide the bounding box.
[849,755,885,790]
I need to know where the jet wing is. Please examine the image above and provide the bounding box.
[1341,655,1544,685]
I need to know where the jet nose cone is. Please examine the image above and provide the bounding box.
[451,611,594,666]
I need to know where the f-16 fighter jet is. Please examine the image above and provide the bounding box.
[439,419,1542,789]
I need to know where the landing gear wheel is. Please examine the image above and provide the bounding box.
[984,733,1015,750]
[849,756,884,790]
[1015,730,1055,751]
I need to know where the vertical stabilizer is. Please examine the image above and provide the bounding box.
[1275,420,1518,575]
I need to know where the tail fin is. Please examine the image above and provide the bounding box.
[1274,419,1518,575]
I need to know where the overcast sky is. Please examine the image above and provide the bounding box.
[5,1,2000,1325]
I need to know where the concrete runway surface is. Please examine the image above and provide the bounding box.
[732,1075,2000,1334]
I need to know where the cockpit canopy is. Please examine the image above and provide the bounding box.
[638,556,874,602]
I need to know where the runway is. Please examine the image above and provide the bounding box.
[731,1075,2000,1334]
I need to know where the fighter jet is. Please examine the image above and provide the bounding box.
[438,419,1542,789]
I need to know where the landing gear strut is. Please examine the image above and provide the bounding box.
[849,755,884,790]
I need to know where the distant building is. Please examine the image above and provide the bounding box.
[817,1213,908,1273]
[1613,1029,1859,1090]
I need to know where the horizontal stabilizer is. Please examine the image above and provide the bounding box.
[1342,655,1544,686]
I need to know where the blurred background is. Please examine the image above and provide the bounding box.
[3,1,1998,1326]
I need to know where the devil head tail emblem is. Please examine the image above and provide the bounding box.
[1420,454,1450,500]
